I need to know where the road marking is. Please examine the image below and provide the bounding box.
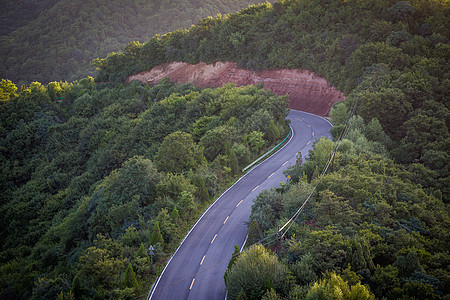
[252,185,259,192]
[308,124,311,128]
[282,160,289,166]
[307,140,311,145]
[236,200,243,207]
[268,172,275,179]
[295,118,302,121]
[223,216,229,224]
[190,278,195,289]
[312,131,315,136]
[211,234,217,244]
[200,255,205,265]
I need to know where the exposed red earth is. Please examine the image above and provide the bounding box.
[128,61,345,116]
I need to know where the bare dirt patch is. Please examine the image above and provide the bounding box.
[128,62,345,116]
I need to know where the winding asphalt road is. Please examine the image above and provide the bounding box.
[148,109,332,300]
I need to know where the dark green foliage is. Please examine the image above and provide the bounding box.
[225,244,292,300]
[1,0,273,83]
[122,262,139,289]
[249,189,283,232]
[155,131,205,173]
[290,253,317,286]
[247,218,262,246]
[150,222,164,246]
[136,243,146,258]
[387,1,415,21]
[0,78,288,298]
[170,207,180,223]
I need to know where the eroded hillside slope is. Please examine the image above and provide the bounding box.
[128,62,345,116]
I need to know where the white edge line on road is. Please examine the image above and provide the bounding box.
[148,110,332,300]
[224,110,331,300]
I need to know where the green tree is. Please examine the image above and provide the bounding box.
[150,221,163,246]
[200,125,233,161]
[356,88,412,138]
[122,262,139,289]
[229,149,240,175]
[305,272,374,300]
[155,131,204,173]
[247,218,262,246]
[329,102,348,125]
[225,244,291,300]
[0,79,18,102]
[291,253,317,286]
[136,243,146,257]
[267,120,280,143]
[246,131,267,153]
[171,206,180,223]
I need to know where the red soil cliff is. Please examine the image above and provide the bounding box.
[128,62,345,117]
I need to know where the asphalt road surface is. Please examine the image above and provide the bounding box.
[148,109,332,300]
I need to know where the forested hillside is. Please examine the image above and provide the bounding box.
[1,0,449,299]
[93,0,449,298]
[0,0,272,84]
[0,78,288,298]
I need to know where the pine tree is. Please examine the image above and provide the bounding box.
[123,262,139,289]
[247,219,261,246]
[196,177,209,202]
[151,221,163,246]
[171,206,180,223]
[229,149,239,175]
[267,120,280,143]
[71,273,83,299]
[136,243,146,257]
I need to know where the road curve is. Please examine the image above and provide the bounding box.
[149,110,332,300]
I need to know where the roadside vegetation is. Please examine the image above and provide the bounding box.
[0,78,288,298]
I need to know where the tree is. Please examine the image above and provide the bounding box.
[267,120,280,143]
[246,131,267,153]
[136,243,146,257]
[329,102,348,125]
[262,288,281,300]
[225,244,291,300]
[291,253,317,286]
[122,262,139,289]
[387,1,415,21]
[171,206,180,223]
[356,87,412,138]
[150,222,163,246]
[247,219,262,246]
[309,137,334,172]
[77,246,126,291]
[0,79,18,102]
[305,272,375,300]
[229,149,239,175]
[250,189,283,232]
[200,126,233,161]
[155,131,204,173]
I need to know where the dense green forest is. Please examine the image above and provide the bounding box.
[0,0,273,84]
[1,0,449,299]
[0,78,289,298]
